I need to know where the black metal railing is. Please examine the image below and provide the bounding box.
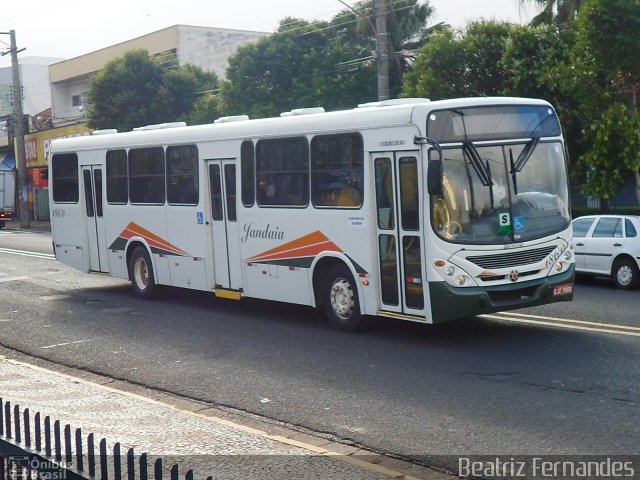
[0,398,211,480]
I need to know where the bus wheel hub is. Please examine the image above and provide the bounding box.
[331,279,353,318]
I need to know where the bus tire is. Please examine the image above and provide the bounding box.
[322,264,363,331]
[129,246,157,299]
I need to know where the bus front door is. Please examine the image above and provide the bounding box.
[207,160,242,296]
[373,152,428,319]
[81,165,109,273]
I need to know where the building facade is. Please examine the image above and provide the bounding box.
[49,25,268,127]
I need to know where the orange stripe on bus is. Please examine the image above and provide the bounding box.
[247,231,342,263]
[119,222,189,256]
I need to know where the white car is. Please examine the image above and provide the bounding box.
[572,214,640,289]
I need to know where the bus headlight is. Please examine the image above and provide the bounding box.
[548,246,574,276]
[434,260,476,287]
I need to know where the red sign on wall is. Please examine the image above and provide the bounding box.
[29,167,49,189]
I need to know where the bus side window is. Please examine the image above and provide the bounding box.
[52,153,79,203]
[241,140,255,207]
[311,133,363,208]
[106,149,128,204]
[256,137,309,207]
[129,147,165,205]
[167,145,198,205]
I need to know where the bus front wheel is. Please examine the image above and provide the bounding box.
[129,246,157,299]
[322,264,363,331]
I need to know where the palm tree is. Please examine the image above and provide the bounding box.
[519,0,585,25]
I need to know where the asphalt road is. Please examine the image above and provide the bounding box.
[1,229,639,474]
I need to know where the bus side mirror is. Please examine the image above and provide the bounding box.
[427,158,443,196]
[415,136,444,196]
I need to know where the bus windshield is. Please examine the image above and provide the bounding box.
[431,140,570,244]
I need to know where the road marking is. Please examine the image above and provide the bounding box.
[496,311,640,332]
[0,247,55,260]
[39,294,72,301]
[482,313,640,337]
[0,275,29,283]
[40,338,99,350]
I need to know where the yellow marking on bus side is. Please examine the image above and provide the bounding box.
[378,310,427,322]
[481,314,640,337]
[214,289,242,300]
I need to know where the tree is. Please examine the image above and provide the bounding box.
[579,104,640,206]
[219,2,435,117]
[87,50,218,131]
[335,0,435,97]
[220,19,335,118]
[573,0,640,203]
[519,0,586,25]
[500,24,585,168]
[402,21,515,100]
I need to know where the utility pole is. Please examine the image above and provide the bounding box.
[375,0,390,101]
[1,30,29,227]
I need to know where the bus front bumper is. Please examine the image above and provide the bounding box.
[429,266,575,324]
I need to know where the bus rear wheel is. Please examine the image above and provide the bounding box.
[129,246,157,299]
[322,264,363,331]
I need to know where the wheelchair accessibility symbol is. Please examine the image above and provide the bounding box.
[514,216,525,232]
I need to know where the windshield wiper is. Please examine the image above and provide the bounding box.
[463,141,494,208]
[509,136,539,196]
[462,141,493,187]
[512,137,540,172]
[454,108,494,207]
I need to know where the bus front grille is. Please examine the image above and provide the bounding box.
[466,246,556,269]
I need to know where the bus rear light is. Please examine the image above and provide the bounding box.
[361,279,369,286]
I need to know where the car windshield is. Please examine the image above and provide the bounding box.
[431,141,570,244]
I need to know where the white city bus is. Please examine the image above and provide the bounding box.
[49,97,574,331]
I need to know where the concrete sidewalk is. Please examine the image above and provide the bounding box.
[1,219,51,232]
[0,354,445,480]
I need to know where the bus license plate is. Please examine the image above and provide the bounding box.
[553,283,573,296]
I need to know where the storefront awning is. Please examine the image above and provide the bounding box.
[0,153,16,171]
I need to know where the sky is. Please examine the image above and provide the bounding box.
[0,0,537,69]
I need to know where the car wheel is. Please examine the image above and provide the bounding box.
[322,264,364,331]
[612,258,640,290]
[129,246,157,299]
